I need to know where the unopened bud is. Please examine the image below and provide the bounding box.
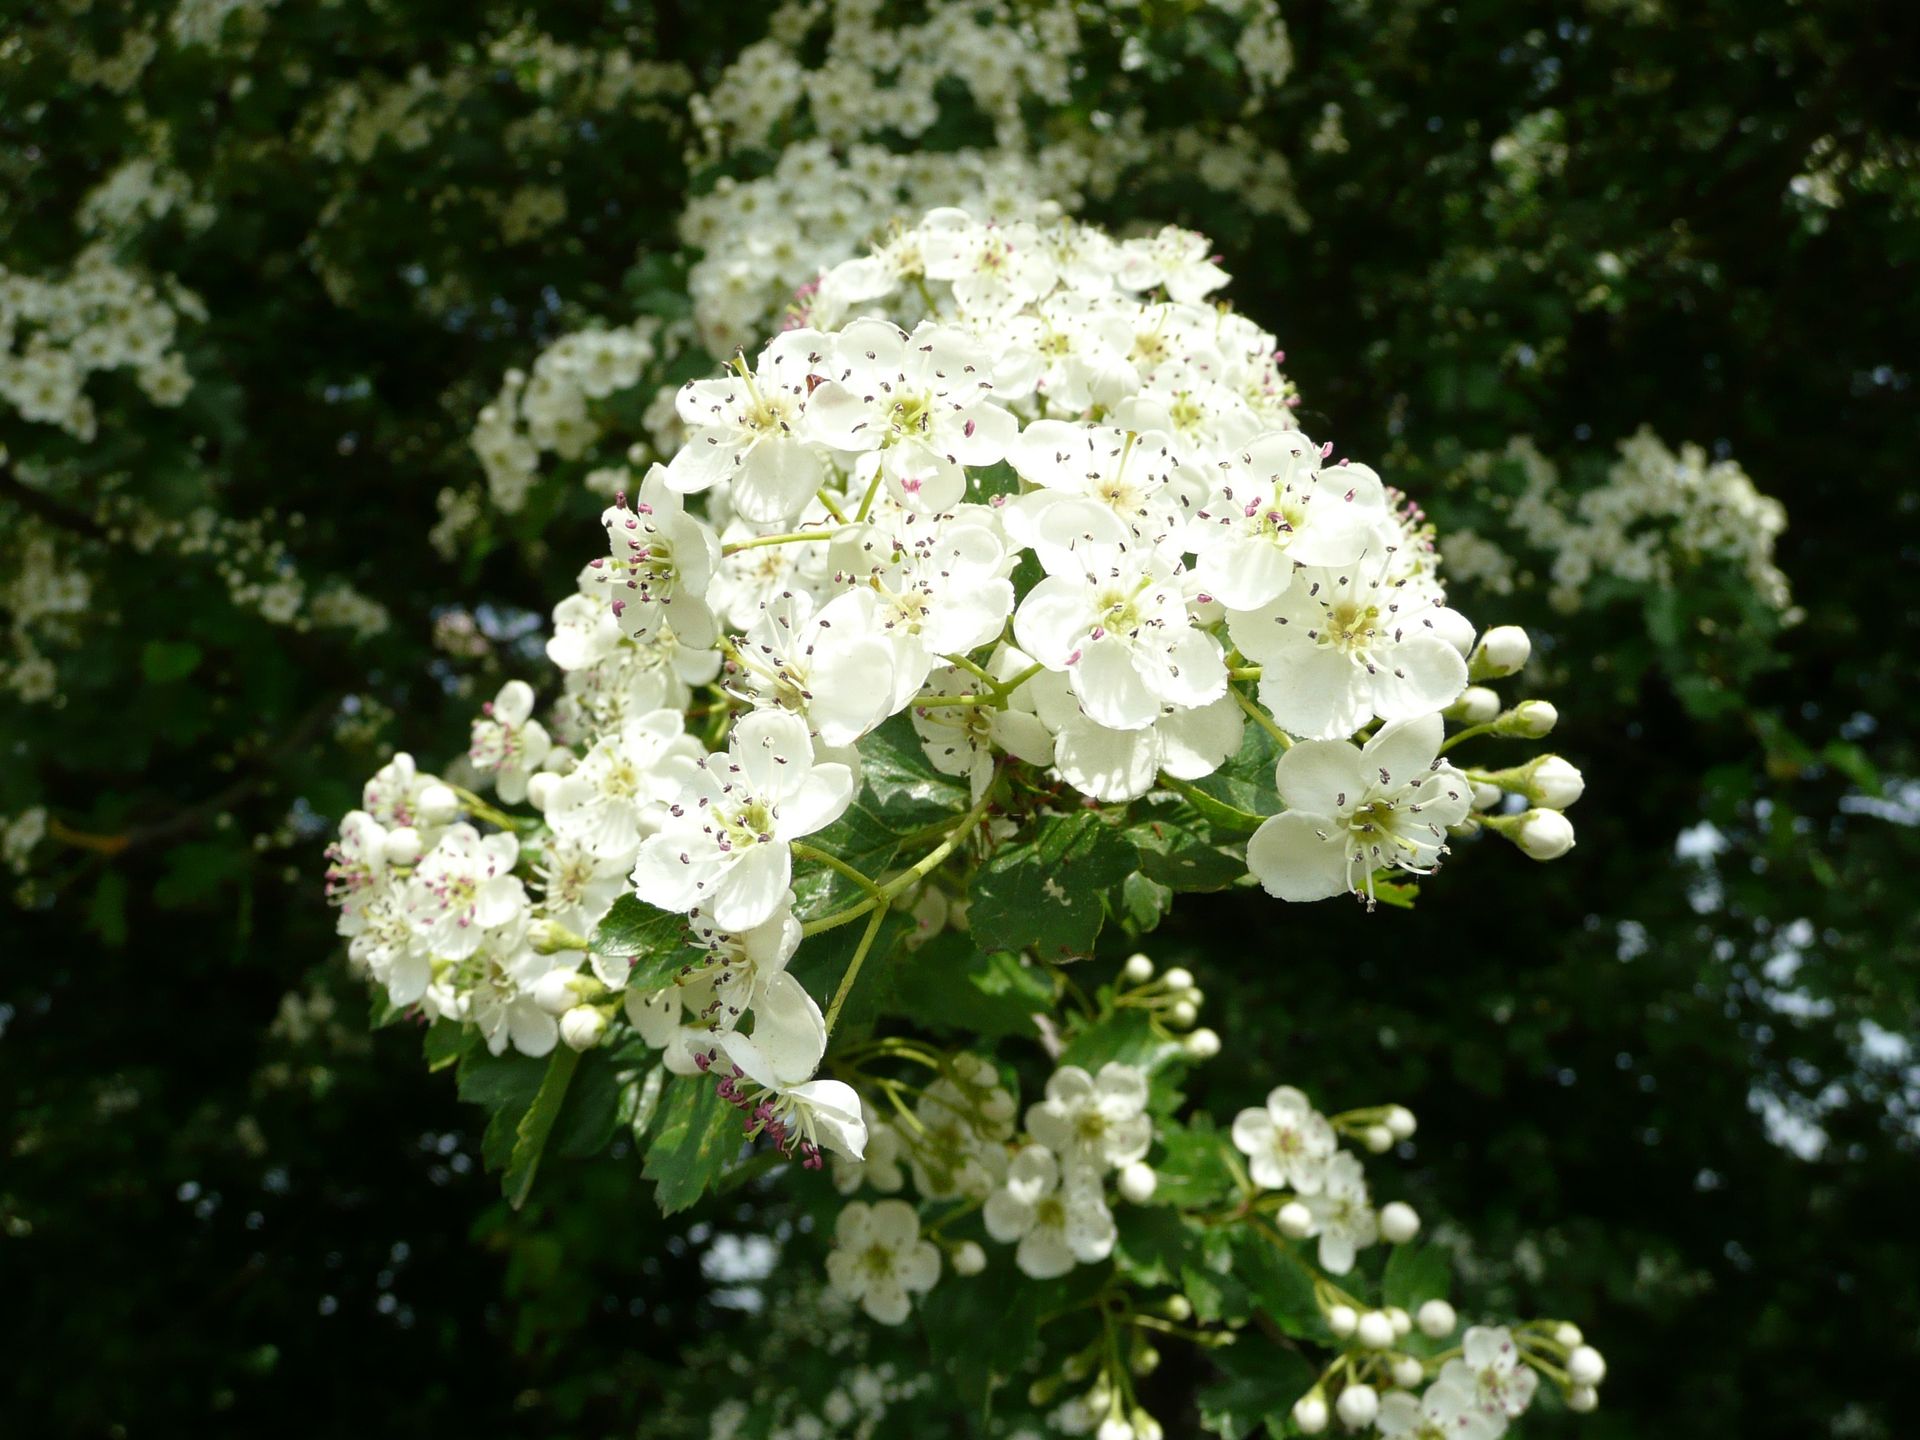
[1470,781,1503,812]
[1384,1105,1416,1140]
[526,771,562,812]
[1391,1355,1425,1388]
[418,783,460,824]
[1380,1202,1421,1244]
[1123,953,1154,982]
[1168,1000,1198,1028]
[1292,1392,1329,1434]
[1502,807,1576,860]
[951,1240,986,1276]
[1387,1306,1412,1337]
[1554,1322,1584,1347]
[1278,1201,1314,1238]
[559,1006,607,1051]
[1161,966,1194,990]
[532,969,581,1015]
[1097,1415,1134,1440]
[1567,1384,1599,1413]
[1133,1415,1164,1440]
[1326,1304,1358,1337]
[1163,1294,1193,1323]
[1567,1346,1607,1386]
[1356,1311,1395,1350]
[1496,699,1558,738]
[1185,1027,1221,1059]
[384,826,423,866]
[1471,625,1531,679]
[1118,1162,1158,1204]
[1417,1300,1457,1337]
[1528,755,1585,808]
[1446,685,1501,724]
[1130,1343,1161,1375]
[1336,1383,1379,1428]
[1363,1124,1394,1153]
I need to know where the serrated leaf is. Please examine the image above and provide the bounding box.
[1119,870,1174,932]
[423,1018,472,1072]
[857,712,970,826]
[619,1062,668,1145]
[503,1046,580,1210]
[554,1049,624,1159]
[1234,1230,1326,1340]
[1184,721,1282,823]
[969,810,1139,961]
[1061,1006,1189,1076]
[643,1075,741,1215]
[891,931,1052,1039]
[456,1045,547,1171]
[1151,1116,1236,1208]
[1129,794,1250,890]
[1197,1334,1315,1440]
[590,894,702,992]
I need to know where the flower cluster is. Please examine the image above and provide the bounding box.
[1442,430,1793,617]
[0,245,197,438]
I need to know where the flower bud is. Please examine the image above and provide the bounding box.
[1445,685,1501,724]
[1498,699,1558,737]
[418,783,460,824]
[1511,807,1576,860]
[1391,1355,1425,1389]
[383,826,423,866]
[1118,1162,1158,1204]
[1185,1027,1221,1060]
[1168,1000,1198,1028]
[559,1005,607,1051]
[1336,1383,1379,1429]
[1133,1415,1164,1440]
[1161,966,1194,991]
[1292,1393,1329,1434]
[1387,1308,1412,1338]
[1567,1345,1607,1386]
[525,771,562,812]
[1130,1343,1161,1375]
[1554,1322,1584,1346]
[1528,755,1585,808]
[1470,781,1503,812]
[1356,1310,1395,1350]
[1385,1105,1417,1140]
[1567,1384,1599,1413]
[1417,1299,1457,1337]
[1471,625,1531,679]
[1380,1202,1421,1244]
[532,969,580,1015]
[1277,1201,1314,1238]
[1163,1294,1193,1323]
[1363,1124,1394,1153]
[951,1240,986,1276]
[1097,1414,1134,1440]
[1123,953,1154,982]
[1326,1304,1358,1337]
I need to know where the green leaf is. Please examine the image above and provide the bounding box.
[1128,794,1250,890]
[86,870,128,948]
[1061,1007,1189,1077]
[422,1019,472,1073]
[890,931,1052,1039]
[643,1075,741,1215]
[590,895,701,993]
[1151,1117,1236,1208]
[553,1049,624,1159]
[857,712,970,826]
[1382,1243,1451,1309]
[456,1045,547,1172]
[969,810,1139,961]
[919,1265,1045,1412]
[1119,870,1174,933]
[1184,721,1282,823]
[140,639,203,684]
[503,1046,581,1210]
[619,1061,668,1146]
[1197,1333,1316,1439]
[1234,1230,1327,1340]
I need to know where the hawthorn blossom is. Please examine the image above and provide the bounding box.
[983,1144,1118,1279]
[1440,1327,1542,1426]
[712,969,868,1163]
[826,1199,941,1324]
[1014,539,1227,732]
[631,709,854,932]
[403,824,528,961]
[1029,670,1241,803]
[1300,1150,1379,1274]
[1114,225,1230,304]
[594,468,721,649]
[546,709,703,861]
[1246,714,1471,903]
[1376,1378,1501,1440]
[1231,1084,1337,1194]
[1228,560,1471,739]
[804,317,1015,512]
[1025,1062,1152,1180]
[665,327,828,523]
[728,587,899,747]
[909,658,1054,798]
[467,679,551,803]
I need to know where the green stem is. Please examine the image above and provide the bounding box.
[1439,720,1496,754]
[792,841,882,898]
[720,529,835,556]
[799,781,997,938]
[1231,686,1293,749]
[824,903,888,1034]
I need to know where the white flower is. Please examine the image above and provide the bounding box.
[825,1199,941,1324]
[1024,1062,1152,1180]
[833,1104,906,1195]
[467,943,562,1058]
[632,709,854,931]
[593,468,721,649]
[1300,1151,1378,1274]
[1029,670,1241,803]
[1376,1378,1502,1440]
[665,328,828,524]
[535,838,629,943]
[546,587,624,672]
[1246,714,1471,903]
[1189,434,1387,612]
[546,709,703,862]
[1014,540,1226,732]
[1439,1327,1541,1426]
[1230,1085,1337,1194]
[919,210,1058,316]
[1228,561,1470,739]
[804,317,1015,511]
[728,586,900,746]
[983,1145,1117,1278]
[468,680,552,803]
[1003,421,1201,562]
[1114,225,1230,304]
[403,824,528,961]
[325,810,390,914]
[909,658,1054,799]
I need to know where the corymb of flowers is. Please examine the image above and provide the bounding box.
[328,209,1599,1438]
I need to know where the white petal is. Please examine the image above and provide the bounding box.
[1273,739,1370,816]
[1246,812,1352,902]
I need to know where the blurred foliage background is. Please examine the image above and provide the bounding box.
[2,0,1916,1435]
